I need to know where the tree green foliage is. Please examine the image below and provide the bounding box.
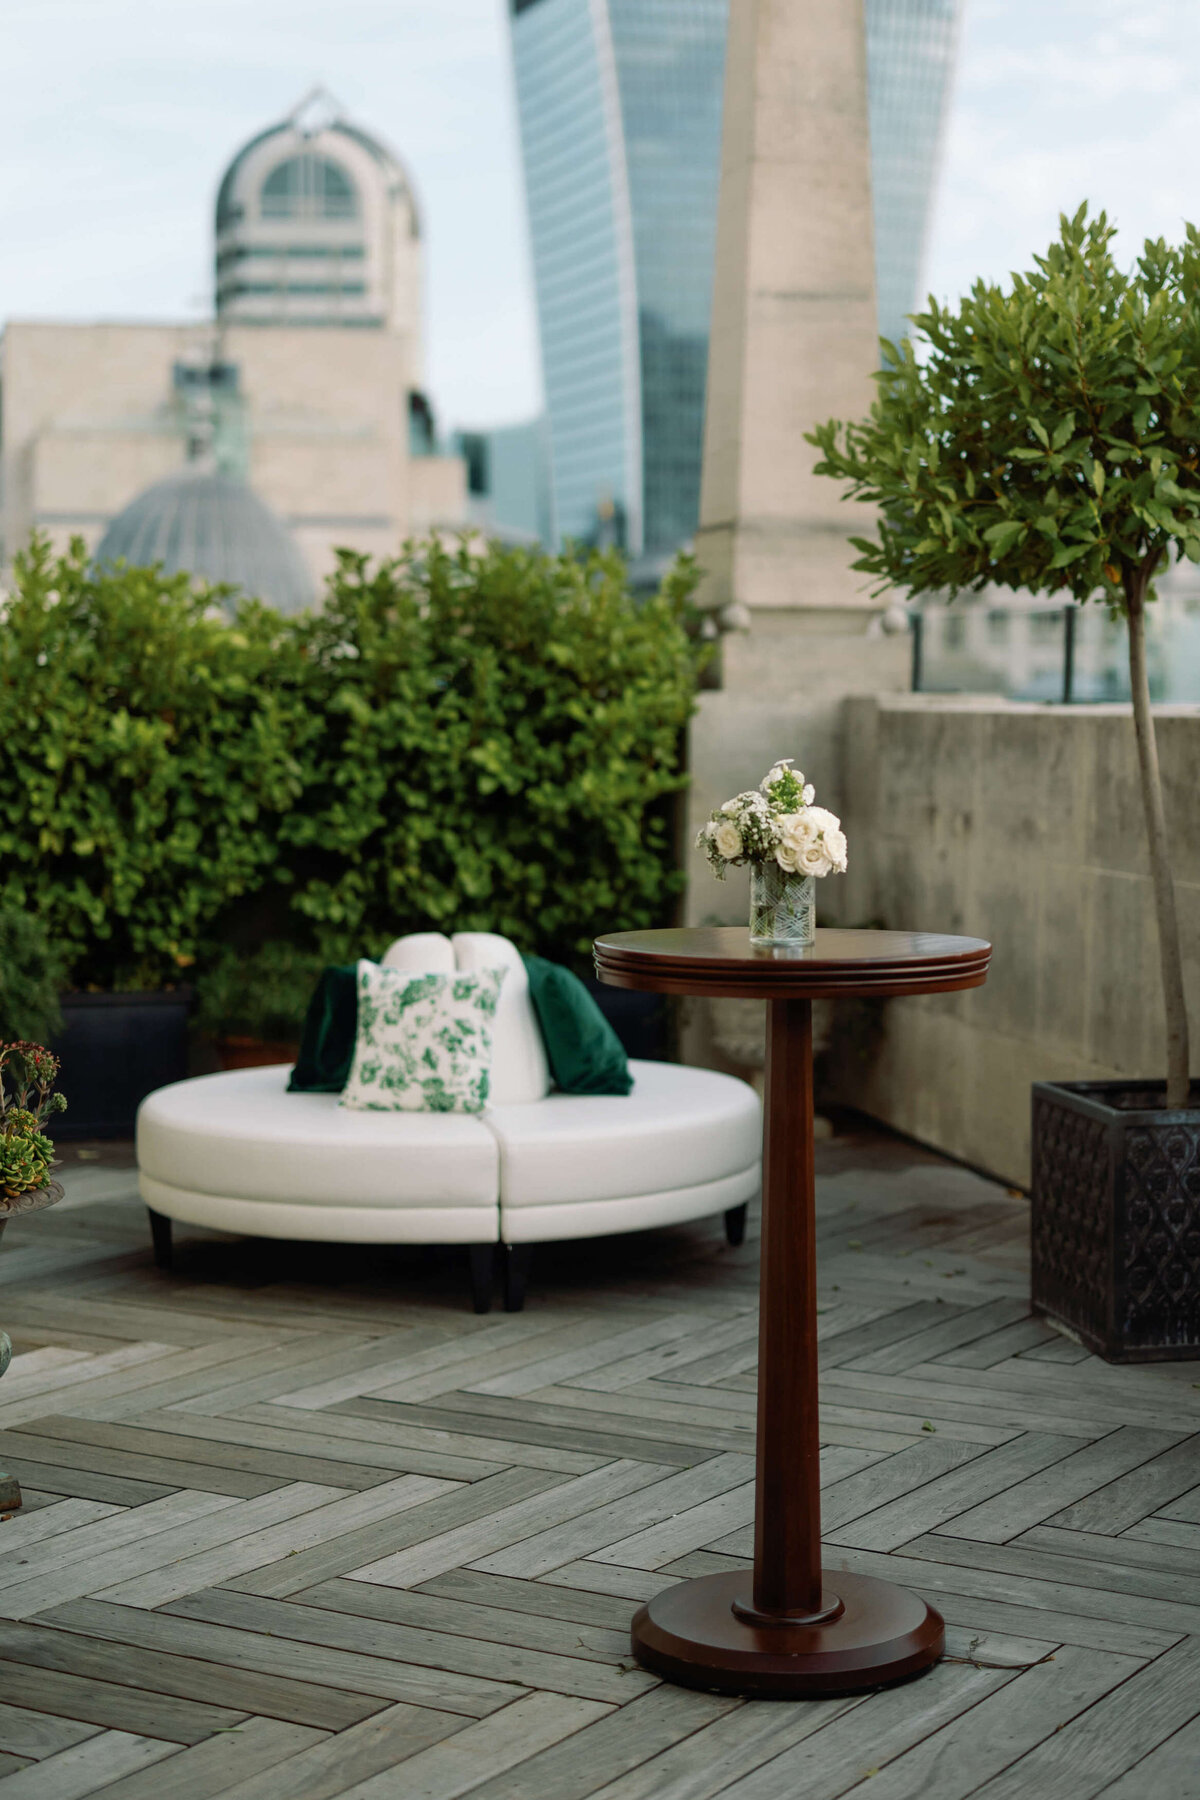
[809,206,1198,1104]
[0,535,699,997]
[0,907,64,1044]
[808,206,1200,606]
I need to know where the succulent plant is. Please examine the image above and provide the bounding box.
[1,1112,54,1200]
[0,1043,65,1201]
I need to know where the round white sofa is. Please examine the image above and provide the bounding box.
[136,931,761,1309]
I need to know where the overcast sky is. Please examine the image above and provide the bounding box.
[3,0,1199,432]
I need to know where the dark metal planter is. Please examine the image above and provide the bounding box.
[1031,1080,1200,1362]
[50,990,192,1139]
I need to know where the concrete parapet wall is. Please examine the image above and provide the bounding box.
[838,694,1200,1186]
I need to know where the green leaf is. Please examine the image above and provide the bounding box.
[983,520,1025,556]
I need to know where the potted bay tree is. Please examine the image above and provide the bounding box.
[809,206,1200,1360]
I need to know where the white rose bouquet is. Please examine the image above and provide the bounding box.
[696,760,848,881]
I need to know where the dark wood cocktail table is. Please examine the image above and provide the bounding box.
[594,927,991,1698]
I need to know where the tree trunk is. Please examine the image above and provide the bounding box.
[1126,577,1191,1107]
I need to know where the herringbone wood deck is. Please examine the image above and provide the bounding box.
[2,1124,1199,1798]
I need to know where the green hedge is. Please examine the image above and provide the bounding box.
[0,534,700,992]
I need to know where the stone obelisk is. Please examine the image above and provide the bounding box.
[687,0,908,933]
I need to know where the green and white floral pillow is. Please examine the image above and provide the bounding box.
[340,960,507,1114]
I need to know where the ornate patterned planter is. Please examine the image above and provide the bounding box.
[1,1181,65,1509]
[1031,1081,1200,1363]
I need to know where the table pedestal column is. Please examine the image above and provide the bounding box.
[631,1000,945,1697]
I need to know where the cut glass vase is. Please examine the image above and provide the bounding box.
[749,865,815,946]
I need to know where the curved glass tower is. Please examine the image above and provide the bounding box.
[509,0,959,566]
[867,0,960,356]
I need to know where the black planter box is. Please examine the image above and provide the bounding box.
[1031,1079,1200,1362]
[50,990,192,1140]
[584,977,669,1062]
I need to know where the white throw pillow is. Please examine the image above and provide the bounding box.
[340,960,507,1115]
[452,932,550,1104]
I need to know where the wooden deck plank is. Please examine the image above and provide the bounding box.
[825,1435,1086,1551]
[0,1661,248,1744]
[0,1486,345,1620]
[172,1708,460,1800]
[961,1636,1200,1800]
[84,1719,330,1800]
[224,1466,569,1599]
[715,1660,1015,1800]
[7,1132,1199,1799]
[292,1576,631,1662]
[0,1490,240,1600]
[12,1412,426,1492]
[1089,1712,1200,1800]
[472,1454,755,1580]
[225,1400,605,1475]
[322,1691,612,1800]
[0,1428,287,1499]
[0,1700,100,1761]
[98,1476,458,1609]
[165,1585,656,1705]
[933,1427,1185,1544]
[1050,1436,1200,1533]
[828,1646,1138,1800]
[15,1611,389,1730]
[0,1730,177,1798]
[349,1460,673,1590]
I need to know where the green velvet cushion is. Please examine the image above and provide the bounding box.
[288,963,359,1093]
[522,954,633,1096]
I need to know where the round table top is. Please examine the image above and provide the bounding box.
[594,927,991,1000]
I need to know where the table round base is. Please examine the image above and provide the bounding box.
[631,1571,944,1699]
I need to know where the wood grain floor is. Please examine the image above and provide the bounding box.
[2,1125,1199,1798]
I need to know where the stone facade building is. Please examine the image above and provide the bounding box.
[0,91,464,599]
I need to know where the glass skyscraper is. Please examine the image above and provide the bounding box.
[509,0,959,565]
[867,0,960,355]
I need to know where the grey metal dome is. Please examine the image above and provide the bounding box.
[95,468,314,615]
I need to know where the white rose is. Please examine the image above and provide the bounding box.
[773,812,813,872]
[713,819,743,860]
[804,805,841,834]
[797,839,834,878]
[777,811,817,851]
[823,826,848,871]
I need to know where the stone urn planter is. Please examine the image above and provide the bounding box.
[0,1180,65,1509]
[1031,1081,1200,1363]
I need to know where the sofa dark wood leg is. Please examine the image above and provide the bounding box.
[148,1209,173,1270]
[504,1244,533,1313]
[725,1203,748,1248]
[468,1245,495,1314]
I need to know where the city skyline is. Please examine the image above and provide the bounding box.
[4,0,1199,435]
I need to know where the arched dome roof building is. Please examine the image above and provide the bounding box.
[214,88,422,338]
[94,468,315,615]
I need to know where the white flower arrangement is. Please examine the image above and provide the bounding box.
[697,759,848,881]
